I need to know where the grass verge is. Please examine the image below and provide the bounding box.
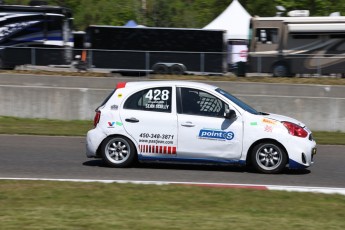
[0,180,344,230]
[0,116,92,137]
[312,131,345,145]
[0,116,344,145]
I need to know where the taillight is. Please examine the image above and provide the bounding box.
[93,110,101,127]
[282,121,308,138]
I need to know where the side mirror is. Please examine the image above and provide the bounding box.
[224,109,237,119]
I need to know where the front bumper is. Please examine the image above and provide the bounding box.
[288,140,316,169]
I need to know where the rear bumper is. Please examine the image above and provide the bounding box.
[86,128,106,158]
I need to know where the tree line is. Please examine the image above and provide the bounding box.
[4,0,345,30]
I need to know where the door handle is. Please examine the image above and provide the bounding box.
[181,122,195,127]
[125,117,139,123]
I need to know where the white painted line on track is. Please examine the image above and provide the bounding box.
[1,177,345,196]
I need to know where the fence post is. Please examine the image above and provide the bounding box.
[145,52,150,76]
[31,48,36,66]
[255,56,259,74]
[200,53,205,74]
[87,49,92,69]
[317,56,321,76]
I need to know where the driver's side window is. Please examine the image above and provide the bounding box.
[179,87,228,117]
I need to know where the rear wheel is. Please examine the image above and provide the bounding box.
[100,136,136,168]
[251,142,287,174]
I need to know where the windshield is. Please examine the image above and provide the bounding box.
[215,88,259,115]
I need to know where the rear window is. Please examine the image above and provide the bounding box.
[97,89,115,110]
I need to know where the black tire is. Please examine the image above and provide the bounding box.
[100,136,136,168]
[152,64,169,74]
[170,64,185,75]
[272,64,289,77]
[251,142,287,174]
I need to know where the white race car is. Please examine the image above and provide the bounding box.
[86,81,316,174]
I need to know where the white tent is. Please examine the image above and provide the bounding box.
[204,0,251,40]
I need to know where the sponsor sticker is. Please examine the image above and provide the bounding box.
[198,129,234,141]
[264,125,273,132]
[108,121,123,128]
[118,93,123,98]
[262,118,276,125]
[139,144,176,155]
[110,105,118,110]
[250,122,258,126]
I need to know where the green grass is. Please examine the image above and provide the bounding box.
[312,131,345,145]
[0,180,344,230]
[0,116,344,145]
[0,116,92,136]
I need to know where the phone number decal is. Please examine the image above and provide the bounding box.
[139,133,174,145]
[139,133,174,140]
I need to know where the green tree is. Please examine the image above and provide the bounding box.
[4,0,345,30]
[70,0,138,30]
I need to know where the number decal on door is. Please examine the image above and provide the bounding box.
[145,89,170,101]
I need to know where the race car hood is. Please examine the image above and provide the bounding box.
[264,113,306,128]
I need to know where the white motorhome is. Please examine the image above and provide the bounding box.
[248,16,345,76]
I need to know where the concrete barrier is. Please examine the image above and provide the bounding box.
[0,85,111,120]
[0,78,344,132]
[238,95,345,132]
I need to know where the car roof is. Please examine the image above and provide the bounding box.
[122,81,218,91]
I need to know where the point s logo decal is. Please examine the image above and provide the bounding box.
[198,129,234,141]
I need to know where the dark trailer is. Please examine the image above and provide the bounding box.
[0,4,73,69]
[85,26,227,74]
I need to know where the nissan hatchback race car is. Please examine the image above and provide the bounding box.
[86,81,316,174]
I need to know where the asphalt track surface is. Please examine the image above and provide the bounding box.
[1,135,344,189]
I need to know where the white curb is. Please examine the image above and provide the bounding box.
[1,177,345,196]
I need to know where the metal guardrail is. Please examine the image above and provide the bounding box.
[2,46,345,77]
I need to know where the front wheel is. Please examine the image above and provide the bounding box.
[251,142,287,174]
[100,136,136,168]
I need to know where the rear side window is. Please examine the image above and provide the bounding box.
[124,87,172,113]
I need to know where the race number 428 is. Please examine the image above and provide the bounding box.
[145,89,170,101]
